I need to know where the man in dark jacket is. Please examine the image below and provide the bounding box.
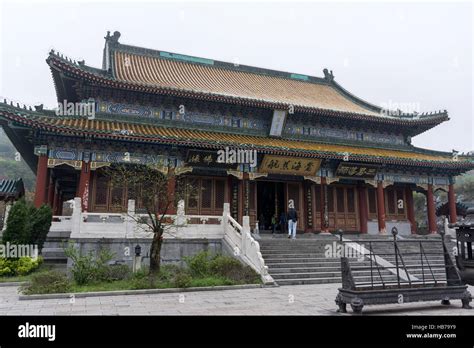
[287,199,298,239]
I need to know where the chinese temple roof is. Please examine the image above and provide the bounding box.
[0,178,25,201]
[45,31,449,133]
[0,102,472,172]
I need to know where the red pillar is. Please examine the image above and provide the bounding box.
[358,186,368,234]
[166,167,176,214]
[405,186,417,234]
[427,184,437,234]
[34,156,49,208]
[448,183,457,224]
[320,177,329,233]
[377,181,386,234]
[77,162,91,212]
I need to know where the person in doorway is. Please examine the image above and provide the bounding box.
[271,215,277,235]
[287,199,298,239]
[279,211,287,234]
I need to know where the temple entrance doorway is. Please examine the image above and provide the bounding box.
[256,181,285,233]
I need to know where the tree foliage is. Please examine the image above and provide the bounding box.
[2,199,52,252]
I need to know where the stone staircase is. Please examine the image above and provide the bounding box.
[259,235,398,286]
[41,230,70,264]
[259,233,454,286]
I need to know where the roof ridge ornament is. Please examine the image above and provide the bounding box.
[323,68,335,82]
[105,31,121,44]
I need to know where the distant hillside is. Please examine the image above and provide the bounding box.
[0,128,36,191]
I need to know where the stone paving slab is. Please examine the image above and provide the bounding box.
[0,283,473,315]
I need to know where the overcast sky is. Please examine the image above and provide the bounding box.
[0,0,472,152]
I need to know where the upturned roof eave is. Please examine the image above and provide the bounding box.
[46,52,449,134]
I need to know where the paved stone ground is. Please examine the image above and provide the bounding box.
[0,284,473,315]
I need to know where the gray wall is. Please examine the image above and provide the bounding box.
[67,238,224,269]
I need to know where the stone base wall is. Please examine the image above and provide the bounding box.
[67,238,224,269]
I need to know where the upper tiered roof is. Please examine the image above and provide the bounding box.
[46,31,449,135]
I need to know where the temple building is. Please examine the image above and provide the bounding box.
[1,31,473,237]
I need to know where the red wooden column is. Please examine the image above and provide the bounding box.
[427,183,437,234]
[448,183,457,223]
[376,181,386,234]
[77,161,91,212]
[358,185,368,234]
[320,177,329,233]
[166,167,176,214]
[34,155,49,208]
[405,186,417,234]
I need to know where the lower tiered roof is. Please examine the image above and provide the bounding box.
[0,102,472,172]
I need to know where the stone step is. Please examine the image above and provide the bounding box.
[263,257,361,263]
[266,261,343,268]
[260,253,332,258]
[43,241,69,249]
[269,268,394,276]
[41,247,66,259]
[275,278,342,285]
[43,258,68,264]
[269,267,341,273]
[260,245,332,250]
[46,230,71,239]
[274,275,402,286]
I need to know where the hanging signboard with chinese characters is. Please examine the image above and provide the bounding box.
[269,110,287,137]
[336,162,379,179]
[259,155,320,176]
[186,150,237,169]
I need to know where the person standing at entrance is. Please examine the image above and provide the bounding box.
[287,199,298,239]
[271,215,277,235]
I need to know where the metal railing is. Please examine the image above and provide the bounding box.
[339,227,458,290]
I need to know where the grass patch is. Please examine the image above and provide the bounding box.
[0,263,56,283]
[68,276,240,293]
[20,251,262,295]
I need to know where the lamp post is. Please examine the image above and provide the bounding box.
[133,244,142,272]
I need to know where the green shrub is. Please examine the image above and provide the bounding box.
[0,265,12,276]
[209,255,259,283]
[184,251,213,277]
[2,199,52,252]
[173,271,192,288]
[0,257,43,277]
[130,269,156,289]
[98,264,131,282]
[158,264,180,282]
[29,205,53,251]
[64,245,96,285]
[64,244,129,285]
[21,271,71,294]
[15,256,43,276]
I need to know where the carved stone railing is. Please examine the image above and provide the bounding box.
[50,215,73,232]
[222,203,274,284]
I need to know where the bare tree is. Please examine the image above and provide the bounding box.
[105,163,190,275]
